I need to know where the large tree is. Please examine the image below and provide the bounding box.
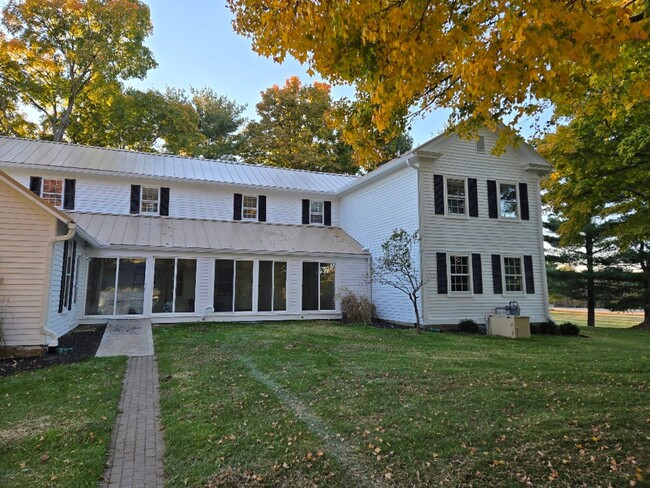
[238,77,359,174]
[0,0,156,142]
[228,0,648,158]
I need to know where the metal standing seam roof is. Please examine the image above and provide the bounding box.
[0,136,359,194]
[68,212,369,256]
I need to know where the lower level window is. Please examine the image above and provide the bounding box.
[85,257,146,315]
[302,262,335,311]
[214,259,253,312]
[503,257,523,292]
[258,261,287,311]
[449,255,470,293]
[152,258,196,313]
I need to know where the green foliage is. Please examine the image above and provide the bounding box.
[337,288,375,325]
[238,76,359,174]
[457,319,480,334]
[0,0,156,141]
[558,322,581,336]
[372,229,425,331]
[537,320,558,335]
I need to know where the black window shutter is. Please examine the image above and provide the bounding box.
[130,185,141,214]
[302,199,310,224]
[58,241,69,314]
[258,195,267,222]
[29,176,42,196]
[519,183,530,220]
[436,252,448,294]
[63,179,76,210]
[491,254,503,294]
[160,187,170,216]
[434,174,444,215]
[324,201,332,226]
[233,193,242,220]
[487,180,498,219]
[468,178,479,217]
[524,255,535,294]
[472,253,483,294]
[67,241,77,310]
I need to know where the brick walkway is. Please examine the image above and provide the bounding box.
[102,356,164,487]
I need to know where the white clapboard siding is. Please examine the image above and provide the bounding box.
[340,166,421,324]
[6,169,341,226]
[0,182,56,346]
[45,236,85,338]
[418,130,549,324]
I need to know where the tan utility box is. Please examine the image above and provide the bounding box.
[488,315,531,338]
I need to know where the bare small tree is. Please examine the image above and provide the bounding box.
[371,229,428,332]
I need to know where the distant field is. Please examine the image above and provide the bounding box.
[550,308,643,328]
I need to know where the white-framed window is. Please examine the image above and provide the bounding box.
[499,183,518,219]
[302,262,336,311]
[242,195,258,220]
[446,177,467,215]
[141,186,160,214]
[449,255,471,293]
[42,178,64,208]
[503,256,523,292]
[310,201,324,224]
[476,136,485,153]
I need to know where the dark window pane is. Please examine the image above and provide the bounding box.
[258,260,273,312]
[152,259,175,313]
[85,258,117,315]
[235,261,253,311]
[115,258,146,315]
[214,260,234,312]
[320,263,336,310]
[175,259,196,312]
[274,262,287,311]
[302,262,319,310]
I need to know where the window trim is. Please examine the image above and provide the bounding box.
[41,178,65,209]
[310,200,324,224]
[447,253,473,296]
[140,186,160,215]
[502,255,525,295]
[444,176,469,218]
[242,195,258,221]
[152,257,197,314]
[497,181,519,220]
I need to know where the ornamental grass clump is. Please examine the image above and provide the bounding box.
[338,288,375,325]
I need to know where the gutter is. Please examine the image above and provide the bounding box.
[41,222,76,346]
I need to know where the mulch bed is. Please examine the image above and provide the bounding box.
[0,325,106,377]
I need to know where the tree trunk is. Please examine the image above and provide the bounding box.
[586,233,596,327]
[642,245,650,325]
[411,295,421,333]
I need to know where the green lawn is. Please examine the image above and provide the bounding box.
[550,308,644,328]
[0,357,126,487]
[155,322,650,487]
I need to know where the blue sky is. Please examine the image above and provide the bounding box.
[128,0,450,146]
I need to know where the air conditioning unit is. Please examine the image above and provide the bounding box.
[488,315,531,338]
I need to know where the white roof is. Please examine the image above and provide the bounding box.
[69,212,369,256]
[0,137,358,195]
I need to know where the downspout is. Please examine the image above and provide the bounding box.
[406,157,425,325]
[535,178,554,322]
[41,222,76,347]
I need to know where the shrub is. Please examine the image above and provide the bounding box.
[337,288,375,325]
[529,322,541,335]
[559,322,580,336]
[539,320,558,335]
[458,319,480,334]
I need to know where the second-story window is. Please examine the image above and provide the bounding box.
[446,178,466,215]
[310,201,324,224]
[243,195,258,220]
[141,186,160,214]
[42,178,64,208]
[499,183,518,219]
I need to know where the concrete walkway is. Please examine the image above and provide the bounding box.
[96,319,154,357]
[97,319,164,487]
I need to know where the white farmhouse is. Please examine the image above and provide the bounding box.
[0,129,552,349]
